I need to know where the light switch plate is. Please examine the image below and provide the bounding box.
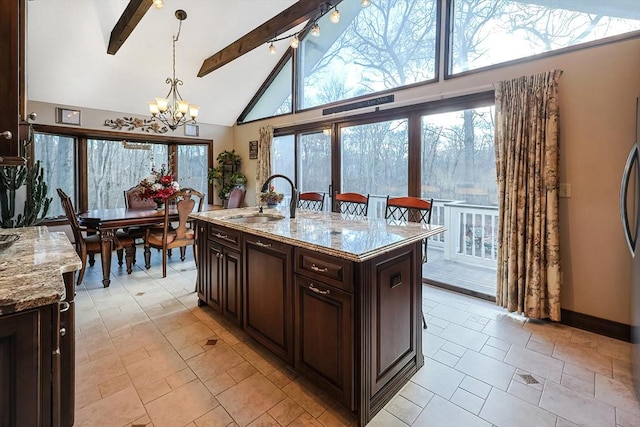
[559,183,571,198]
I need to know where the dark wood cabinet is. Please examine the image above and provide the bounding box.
[294,247,355,409]
[221,247,242,324]
[203,225,243,324]
[361,244,423,421]
[295,275,354,409]
[0,0,26,160]
[196,223,209,306]
[0,304,57,427]
[193,218,424,426]
[244,235,294,364]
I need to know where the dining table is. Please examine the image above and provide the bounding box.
[79,204,221,287]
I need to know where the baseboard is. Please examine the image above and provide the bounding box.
[561,309,631,342]
[423,280,632,342]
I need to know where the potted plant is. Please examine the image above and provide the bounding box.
[216,149,241,166]
[259,185,284,207]
[207,150,246,203]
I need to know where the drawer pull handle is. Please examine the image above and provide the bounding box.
[309,284,330,295]
[59,301,70,312]
[214,232,228,239]
[310,264,328,273]
[254,241,272,248]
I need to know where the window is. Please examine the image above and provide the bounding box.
[241,57,293,123]
[271,135,295,199]
[33,133,76,218]
[421,107,496,205]
[300,0,438,110]
[341,119,409,218]
[450,0,640,74]
[178,144,209,200]
[298,131,332,194]
[87,139,168,210]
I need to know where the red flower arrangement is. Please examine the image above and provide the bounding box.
[137,165,180,205]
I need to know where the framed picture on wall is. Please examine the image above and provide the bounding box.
[249,140,258,159]
[184,124,199,137]
[55,107,81,125]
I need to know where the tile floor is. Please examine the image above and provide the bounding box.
[73,249,640,426]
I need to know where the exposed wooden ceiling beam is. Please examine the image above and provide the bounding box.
[107,0,153,55]
[197,0,342,77]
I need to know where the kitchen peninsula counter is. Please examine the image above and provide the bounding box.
[189,206,445,261]
[0,226,80,427]
[0,226,81,315]
[191,207,445,426]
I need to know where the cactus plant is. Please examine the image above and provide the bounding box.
[0,124,52,228]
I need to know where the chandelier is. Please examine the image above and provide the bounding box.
[147,9,199,131]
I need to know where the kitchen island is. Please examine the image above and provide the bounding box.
[0,227,81,427]
[190,207,445,426]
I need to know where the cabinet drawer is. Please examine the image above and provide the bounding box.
[209,225,241,249]
[295,248,353,293]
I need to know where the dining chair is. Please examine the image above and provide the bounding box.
[384,195,433,329]
[335,192,369,216]
[143,187,204,278]
[122,186,162,263]
[57,188,135,286]
[226,187,246,209]
[297,192,325,211]
[124,186,157,209]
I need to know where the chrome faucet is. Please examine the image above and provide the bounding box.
[261,174,298,218]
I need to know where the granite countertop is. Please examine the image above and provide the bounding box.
[0,226,82,316]
[190,207,446,262]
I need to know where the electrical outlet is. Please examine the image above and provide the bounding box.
[559,183,571,198]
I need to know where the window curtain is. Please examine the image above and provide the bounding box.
[255,125,273,205]
[494,69,563,321]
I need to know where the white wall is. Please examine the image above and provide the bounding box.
[233,36,640,325]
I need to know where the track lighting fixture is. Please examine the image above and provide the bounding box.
[266,1,369,54]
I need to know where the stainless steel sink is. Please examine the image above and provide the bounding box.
[226,214,284,224]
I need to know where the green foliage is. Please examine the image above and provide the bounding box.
[216,149,242,165]
[0,160,52,228]
[208,150,246,200]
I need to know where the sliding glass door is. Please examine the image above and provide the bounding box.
[420,106,498,296]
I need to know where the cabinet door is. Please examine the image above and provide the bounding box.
[295,276,354,410]
[206,242,223,312]
[222,247,242,325]
[244,237,293,364]
[196,223,208,305]
[0,306,54,427]
[0,0,24,158]
[368,247,418,397]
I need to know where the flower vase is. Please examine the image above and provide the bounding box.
[154,199,165,211]
[267,202,278,207]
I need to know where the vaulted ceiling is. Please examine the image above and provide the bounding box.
[27,0,313,127]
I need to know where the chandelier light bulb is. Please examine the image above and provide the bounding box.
[330,8,340,24]
[153,0,164,9]
[189,105,199,120]
[155,97,169,113]
[268,42,277,55]
[290,36,299,49]
[311,23,320,37]
[148,102,159,116]
[361,0,371,7]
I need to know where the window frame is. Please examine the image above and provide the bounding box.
[239,0,640,125]
[273,91,495,212]
[30,124,213,223]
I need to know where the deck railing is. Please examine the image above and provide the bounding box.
[285,193,499,269]
[367,195,499,268]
